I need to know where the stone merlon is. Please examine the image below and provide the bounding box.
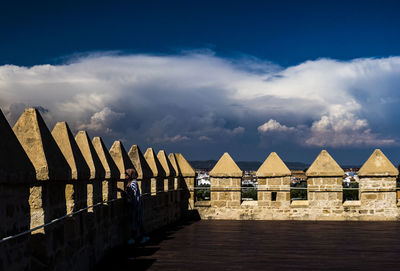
[144,148,166,178]
[168,153,182,177]
[75,131,105,180]
[52,122,90,180]
[0,109,35,183]
[127,144,153,179]
[175,153,195,177]
[92,137,120,179]
[109,141,135,179]
[306,150,344,177]
[12,108,71,181]
[209,152,242,178]
[358,149,399,177]
[157,150,176,177]
[256,152,291,177]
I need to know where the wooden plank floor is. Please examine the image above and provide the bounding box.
[97,219,400,270]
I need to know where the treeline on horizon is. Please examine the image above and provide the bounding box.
[190,160,362,171]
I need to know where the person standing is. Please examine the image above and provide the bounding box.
[125,168,149,245]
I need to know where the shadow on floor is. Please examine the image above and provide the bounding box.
[95,211,200,271]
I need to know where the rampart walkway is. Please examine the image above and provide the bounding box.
[98,219,400,270]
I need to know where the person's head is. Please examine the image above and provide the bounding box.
[125,168,138,181]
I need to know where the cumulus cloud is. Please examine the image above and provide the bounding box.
[0,52,399,154]
[78,107,124,133]
[258,119,296,133]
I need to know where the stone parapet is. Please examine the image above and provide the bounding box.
[0,108,189,271]
[196,150,400,221]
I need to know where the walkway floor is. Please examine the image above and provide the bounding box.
[97,219,400,270]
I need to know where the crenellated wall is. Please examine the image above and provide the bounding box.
[2,106,400,270]
[196,150,400,221]
[0,108,193,271]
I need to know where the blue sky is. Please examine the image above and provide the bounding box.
[1,0,400,165]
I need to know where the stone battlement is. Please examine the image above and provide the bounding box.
[0,108,195,271]
[2,107,400,270]
[195,150,400,221]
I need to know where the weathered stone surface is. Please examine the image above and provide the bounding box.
[306,150,344,177]
[12,108,71,180]
[127,145,153,179]
[52,122,90,180]
[92,137,120,179]
[75,131,105,179]
[109,141,134,179]
[144,148,166,178]
[168,153,181,176]
[157,150,176,177]
[256,152,291,177]
[358,149,398,177]
[210,152,242,178]
[0,109,35,183]
[175,153,195,177]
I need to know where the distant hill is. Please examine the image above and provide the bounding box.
[189,160,309,171]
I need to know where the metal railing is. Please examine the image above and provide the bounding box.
[0,188,186,245]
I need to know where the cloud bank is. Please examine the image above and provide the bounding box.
[1,52,400,160]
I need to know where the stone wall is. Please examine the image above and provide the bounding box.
[196,150,400,221]
[0,108,192,271]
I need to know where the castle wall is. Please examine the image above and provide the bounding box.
[0,108,189,271]
[195,150,400,221]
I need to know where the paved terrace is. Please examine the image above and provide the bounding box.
[97,219,400,270]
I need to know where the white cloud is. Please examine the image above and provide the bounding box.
[258,119,296,133]
[78,107,124,133]
[0,52,399,150]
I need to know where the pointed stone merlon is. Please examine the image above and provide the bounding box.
[358,150,398,211]
[175,153,195,177]
[52,122,90,180]
[256,152,291,177]
[306,150,344,208]
[0,109,35,183]
[128,144,152,195]
[174,153,196,207]
[110,141,135,180]
[128,145,153,179]
[157,150,176,178]
[52,122,91,213]
[358,149,398,177]
[93,137,120,203]
[168,153,182,190]
[92,137,120,180]
[157,150,176,191]
[256,152,291,206]
[144,148,166,178]
[75,131,105,180]
[110,141,137,199]
[0,109,36,238]
[12,108,71,230]
[13,108,71,181]
[168,153,181,176]
[210,152,242,178]
[306,150,344,177]
[75,131,105,211]
[209,153,242,208]
[144,148,166,194]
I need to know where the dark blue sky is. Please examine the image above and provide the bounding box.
[2,0,400,166]
[1,0,400,66]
